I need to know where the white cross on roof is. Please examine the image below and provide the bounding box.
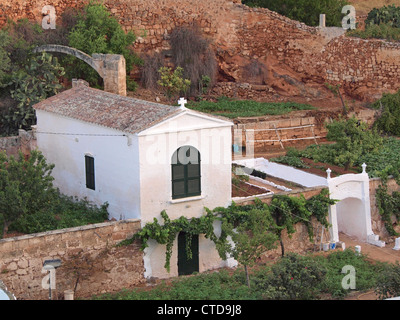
[178,97,187,110]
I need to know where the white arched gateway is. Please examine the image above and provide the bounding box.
[327,164,385,247]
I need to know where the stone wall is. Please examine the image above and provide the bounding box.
[0,136,21,156]
[0,130,37,157]
[234,108,377,152]
[2,0,400,101]
[0,219,145,300]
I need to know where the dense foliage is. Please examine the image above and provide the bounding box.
[9,194,109,235]
[242,0,349,27]
[348,5,400,41]
[93,248,388,300]
[1,53,65,134]
[0,150,109,238]
[187,96,315,118]
[133,190,334,272]
[325,117,383,170]
[365,5,400,28]
[371,89,400,136]
[67,2,139,88]
[375,185,400,236]
[375,262,400,299]
[272,118,384,171]
[0,30,10,83]
[0,150,56,236]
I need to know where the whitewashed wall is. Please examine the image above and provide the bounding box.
[138,111,234,278]
[35,110,141,221]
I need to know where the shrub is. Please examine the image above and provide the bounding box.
[365,5,400,28]
[371,90,400,136]
[375,262,400,300]
[348,23,400,41]
[326,117,383,170]
[157,66,191,99]
[253,253,327,300]
[0,30,11,84]
[0,150,57,237]
[315,248,385,298]
[10,194,109,234]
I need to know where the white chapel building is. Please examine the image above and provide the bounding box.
[33,84,234,278]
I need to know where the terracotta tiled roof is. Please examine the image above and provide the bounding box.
[33,86,183,134]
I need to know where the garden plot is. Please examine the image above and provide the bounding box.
[233,157,328,188]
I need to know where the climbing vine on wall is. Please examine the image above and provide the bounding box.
[134,210,217,272]
[133,189,335,272]
[375,185,400,236]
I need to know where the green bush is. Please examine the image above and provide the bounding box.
[347,5,400,41]
[315,249,385,298]
[272,118,383,171]
[157,66,191,99]
[253,253,327,300]
[347,23,400,41]
[94,269,257,300]
[10,194,109,234]
[242,0,349,27]
[375,262,400,300]
[365,5,400,28]
[326,117,383,170]
[371,90,400,136]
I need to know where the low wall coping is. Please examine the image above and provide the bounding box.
[0,219,141,244]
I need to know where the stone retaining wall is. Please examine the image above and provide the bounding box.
[234,108,377,152]
[0,219,145,300]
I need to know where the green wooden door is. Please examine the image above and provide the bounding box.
[178,232,199,276]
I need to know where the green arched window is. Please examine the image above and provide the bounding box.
[171,146,201,199]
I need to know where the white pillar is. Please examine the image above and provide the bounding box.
[319,14,326,28]
[394,238,400,251]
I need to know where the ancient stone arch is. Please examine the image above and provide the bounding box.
[327,164,385,247]
[33,44,126,96]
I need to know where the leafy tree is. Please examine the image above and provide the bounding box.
[219,207,278,288]
[0,150,57,237]
[67,1,139,87]
[326,117,383,170]
[1,52,65,134]
[242,0,349,27]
